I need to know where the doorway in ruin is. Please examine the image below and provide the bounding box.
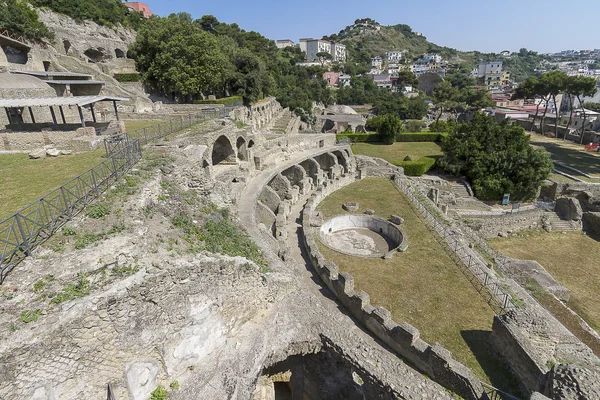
[211,135,236,165]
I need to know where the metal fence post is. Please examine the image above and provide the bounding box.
[14,214,31,256]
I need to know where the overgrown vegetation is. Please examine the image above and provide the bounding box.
[171,208,266,267]
[113,73,141,82]
[50,272,91,304]
[30,0,147,28]
[0,0,54,40]
[438,113,553,200]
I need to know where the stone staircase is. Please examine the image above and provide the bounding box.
[270,110,293,134]
[545,212,581,232]
[450,182,471,198]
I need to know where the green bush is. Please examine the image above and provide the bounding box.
[394,157,436,176]
[113,73,141,82]
[336,133,382,143]
[395,132,446,142]
[86,203,110,219]
[193,96,243,107]
[403,119,425,132]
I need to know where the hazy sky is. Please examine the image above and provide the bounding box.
[143,0,599,53]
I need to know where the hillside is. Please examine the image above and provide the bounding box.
[325,18,465,64]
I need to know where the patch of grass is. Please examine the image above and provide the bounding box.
[20,309,41,323]
[150,385,168,400]
[62,226,76,236]
[33,280,46,293]
[74,232,105,250]
[0,149,105,219]
[172,208,267,267]
[50,273,91,305]
[86,203,110,219]
[111,264,139,277]
[490,231,600,332]
[233,121,247,129]
[351,142,442,166]
[170,380,180,390]
[316,178,518,393]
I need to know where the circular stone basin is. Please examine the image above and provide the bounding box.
[319,215,405,258]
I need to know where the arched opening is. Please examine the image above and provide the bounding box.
[236,137,247,161]
[115,48,125,58]
[248,139,255,148]
[84,48,107,63]
[211,135,236,166]
[63,40,71,55]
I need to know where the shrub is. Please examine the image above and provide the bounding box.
[193,96,243,107]
[336,133,382,143]
[394,157,436,176]
[62,226,76,236]
[403,120,425,132]
[377,114,403,145]
[113,73,141,82]
[86,203,110,219]
[395,132,446,142]
[150,385,168,400]
[20,309,41,323]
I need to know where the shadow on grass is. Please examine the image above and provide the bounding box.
[461,330,522,396]
[532,141,600,175]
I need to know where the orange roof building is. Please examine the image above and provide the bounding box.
[123,2,153,18]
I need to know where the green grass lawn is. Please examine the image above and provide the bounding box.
[351,142,442,164]
[123,120,164,133]
[316,177,519,394]
[529,134,600,181]
[490,231,600,332]
[0,149,105,219]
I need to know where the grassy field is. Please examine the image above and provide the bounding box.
[351,142,442,164]
[316,177,518,393]
[490,231,600,332]
[0,149,105,219]
[123,120,164,133]
[528,133,600,182]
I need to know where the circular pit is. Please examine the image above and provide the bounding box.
[318,215,406,258]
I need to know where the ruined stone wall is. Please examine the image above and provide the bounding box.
[0,128,102,152]
[462,209,545,238]
[301,188,485,400]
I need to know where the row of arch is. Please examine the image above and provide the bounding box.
[210,135,255,166]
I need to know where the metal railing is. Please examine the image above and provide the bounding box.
[482,382,520,400]
[0,110,225,283]
[0,140,142,283]
[395,178,517,312]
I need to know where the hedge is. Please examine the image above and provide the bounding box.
[193,96,243,107]
[336,133,382,143]
[113,73,140,82]
[395,132,447,142]
[393,157,436,176]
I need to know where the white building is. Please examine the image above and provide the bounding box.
[384,51,403,63]
[276,39,295,49]
[305,39,332,62]
[422,53,442,64]
[299,38,312,54]
[339,74,351,87]
[330,43,347,62]
[371,56,383,69]
[477,61,503,78]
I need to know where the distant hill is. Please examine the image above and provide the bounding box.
[324,18,467,65]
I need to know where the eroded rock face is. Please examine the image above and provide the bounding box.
[546,363,600,399]
[582,212,600,238]
[555,197,583,221]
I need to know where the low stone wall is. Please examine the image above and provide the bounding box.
[301,188,485,400]
[0,128,102,152]
[463,209,545,238]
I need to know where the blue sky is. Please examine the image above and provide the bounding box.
[143,0,599,53]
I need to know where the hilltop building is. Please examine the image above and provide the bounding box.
[331,43,347,62]
[276,40,295,49]
[384,51,403,63]
[299,38,312,54]
[371,56,383,69]
[305,39,331,62]
[122,2,152,18]
[477,61,510,89]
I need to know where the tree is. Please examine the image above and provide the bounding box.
[512,77,539,131]
[316,51,332,67]
[445,64,475,90]
[131,14,230,101]
[431,81,460,130]
[0,0,54,40]
[438,113,553,201]
[376,114,402,144]
[542,70,568,138]
[397,70,418,87]
[583,102,600,113]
